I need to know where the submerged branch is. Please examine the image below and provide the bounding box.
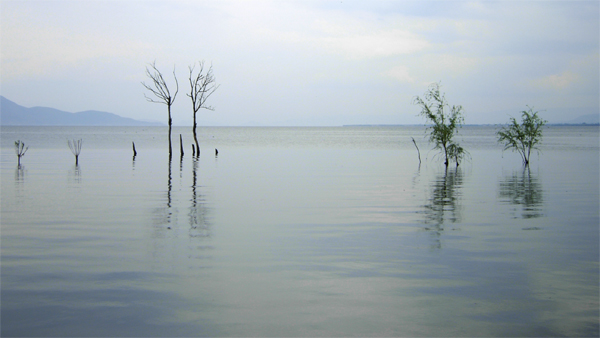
[411,137,421,165]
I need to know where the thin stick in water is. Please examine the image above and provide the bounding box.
[412,137,421,165]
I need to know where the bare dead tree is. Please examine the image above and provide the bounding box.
[68,139,83,165]
[142,61,179,158]
[187,61,219,157]
[14,140,28,166]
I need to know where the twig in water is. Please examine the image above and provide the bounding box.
[412,137,421,165]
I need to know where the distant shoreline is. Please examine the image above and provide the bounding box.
[343,123,600,127]
[2,123,598,128]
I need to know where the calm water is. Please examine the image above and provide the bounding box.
[1,125,598,337]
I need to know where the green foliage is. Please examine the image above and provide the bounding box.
[413,82,465,166]
[447,143,470,166]
[497,107,547,165]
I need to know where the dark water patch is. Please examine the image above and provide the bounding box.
[1,288,223,337]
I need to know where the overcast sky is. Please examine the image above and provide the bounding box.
[1,0,598,126]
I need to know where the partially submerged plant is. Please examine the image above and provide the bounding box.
[447,143,470,166]
[497,106,547,165]
[413,82,465,166]
[14,140,28,166]
[68,139,83,165]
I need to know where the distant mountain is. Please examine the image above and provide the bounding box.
[563,113,599,125]
[0,96,163,126]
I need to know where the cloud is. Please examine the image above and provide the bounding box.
[528,53,598,92]
[308,18,430,59]
[0,5,151,80]
[215,2,430,60]
[530,71,580,90]
[318,28,429,59]
[383,65,414,83]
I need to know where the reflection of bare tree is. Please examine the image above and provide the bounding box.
[421,167,464,248]
[151,156,211,241]
[498,167,543,219]
[149,156,214,267]
[14,165,26,203]
[179,155,184,179]
[15,164,25,183]
[189,158,210,239]
[68,165,82,184]
[152,157,175,232]
[411,165,421,189]
[167,158,173,216]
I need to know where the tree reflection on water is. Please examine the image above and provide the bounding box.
[498,167,543,219]
[148,154,214,268]
[68,164,82,184]
[152,156,212,240]
[14,164,25,183]
[152,157,175,232]
[421,166,464,249]
[189,157,210,239]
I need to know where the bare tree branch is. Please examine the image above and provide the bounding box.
[142,61,179,105]
[187,60,219,157]
[188,61,219,113]
[141,61,179,157]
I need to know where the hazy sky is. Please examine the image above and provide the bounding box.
[1,0,598,126]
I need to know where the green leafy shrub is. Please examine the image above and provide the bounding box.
[413,82,465,166]
[497,107,547,165]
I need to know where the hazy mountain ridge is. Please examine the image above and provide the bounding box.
[0,96,163,126]
[0,96,597,126]
[563,113,599,125]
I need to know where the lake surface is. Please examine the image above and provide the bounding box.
[1,125,598,337]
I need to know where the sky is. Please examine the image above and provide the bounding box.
[1,0,598,126]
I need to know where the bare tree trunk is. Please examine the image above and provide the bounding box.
[193,119,199,158]
[168,105,173,158]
